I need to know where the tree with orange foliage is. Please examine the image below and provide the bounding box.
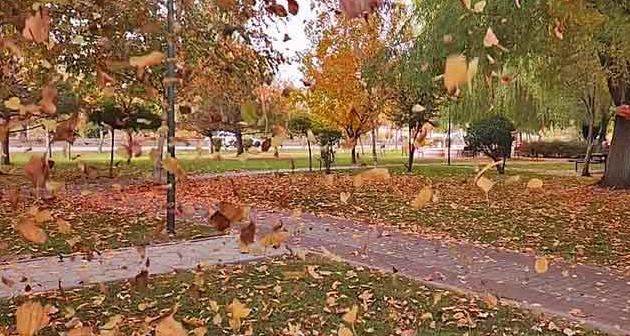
[303,14,389,164]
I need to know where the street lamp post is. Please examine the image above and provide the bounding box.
[166,0,176,234]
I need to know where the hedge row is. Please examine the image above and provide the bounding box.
[517,140,588,158]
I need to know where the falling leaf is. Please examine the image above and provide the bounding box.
[515,0,521,8]
[239,221,256,247]
[16,301,52,336]
[162,157,186,179]
[340,192,351,204]
[227,299,250,331]
[22,8,51,44]
[339,0,380,18]
[307,265,323,279]
[411,186,433,209]
[504,175,521,185]
[39,85,57,115]
[155,315,187,336]
[442,34,454,44]
[129,51,165,78]
[526,178,544,189]
[4,97,22,111]
[353,168,391,187]
[472,0,486,12]
[29,207,53,223]
[67,327,94,336]
[483,27,500,48]
[15,218,48,245]
[209,211,231,231]
[267,4,288,17]
[476,176,494,195]
[482,293,498,308]
[338,326,353,336]
[460,0,471,9]
[45,180,64,195]
[218,202,249,223]
[259,230,289,248]
[209,312,222,326]
[56,218,72,234]
[466,57,479,93]
[192,327,207,336]
[342,305,359,325]
[534,256,549,274]
[287,0,299,15]
[444,54,468,94]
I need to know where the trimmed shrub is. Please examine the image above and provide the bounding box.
[517,140,587,158]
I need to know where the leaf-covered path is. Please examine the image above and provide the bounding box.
[2,208,628,335]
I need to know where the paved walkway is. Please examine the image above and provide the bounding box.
[0,235,284,297]
[2,209,628,334]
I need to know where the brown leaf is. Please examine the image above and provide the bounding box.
[266,4,288,17]
[24,155,51,190]
[239,220,256,246]
[15,218,48,245]
[129,51,165,78]
[411,186,433,209]
[134,270,149,290]
[155,315,187,336]
[218,202,248,223]
[287,0,299,15]
[67,327,94,336]
[22,8,50,44]
[39,85,57,115]
[16,301,52,336]
[209,211,231,231]
[444,54,468,94]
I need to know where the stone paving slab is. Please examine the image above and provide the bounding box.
[0,235,285,297]
[252,210,630,336]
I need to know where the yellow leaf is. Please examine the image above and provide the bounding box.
[444,54,468,94]
[338,326,353,336]
[227,299,250,331]
[162,157,186,179]
[4,97,22,111]
[342,305,358,325]
[155,315,187,336]
[16,301,51,336]
[526,178,544,189]
[482,293,498,309]
[472,0,486,12]
[411,186,433,209]
[353,168,390,187]
[259,230,289,248]
[504,175,521,185]
[45,180,64,195]
[476,176,494,194]
[192,327,207,336]
[129,51,165,77]
[534,256,549,274]
[212,313,222,326]
[67,327,94,336]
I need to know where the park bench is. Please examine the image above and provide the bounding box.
[569,153,607,172]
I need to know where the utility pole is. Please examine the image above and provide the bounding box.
[166,0,176,234]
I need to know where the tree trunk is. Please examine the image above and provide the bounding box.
[208,133,214,154]
[307,138,312,172]
[582,117,596,177]
[153,130,165,181]
[601,116,630,187]
[497,159,506,174]
[126,131,133,165]
[351,146,357,164]
[1,131,9,165]
[235,130,244,155]
[599,53,630,188]
[109,128,115,178]
[371,128,377,164]
[98,128,104,153]
[407,144,415,173]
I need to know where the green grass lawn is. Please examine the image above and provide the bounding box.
[0,255,600,336]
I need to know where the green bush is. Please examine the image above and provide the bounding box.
[211,138,222,152]
[517,140,587,158]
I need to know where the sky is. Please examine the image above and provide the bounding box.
[267,0,316,84]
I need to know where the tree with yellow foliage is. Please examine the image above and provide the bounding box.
[303,14,389,164]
